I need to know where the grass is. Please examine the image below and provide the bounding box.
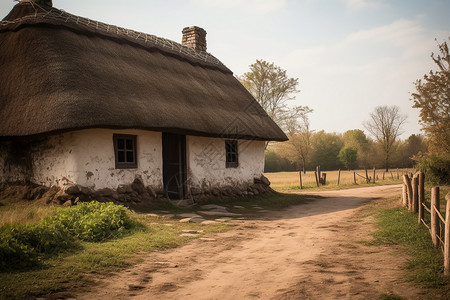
[0,197,57,226]
[379,292,407,300]
[265,168,411,192]
[0,211,229,299]
[370,188,450,299]
[0,191,312,299]
[208,191,317,210]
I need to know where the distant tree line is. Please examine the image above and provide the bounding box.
[264,130,426,172]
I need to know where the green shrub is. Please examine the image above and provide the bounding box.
[0,222,73,271]
[0,201,134,271]
[0,226,38,270]
[51,201,134,242]
[415,154,450,185]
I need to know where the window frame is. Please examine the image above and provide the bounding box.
[225,140,239,168]
[113,134,137,169]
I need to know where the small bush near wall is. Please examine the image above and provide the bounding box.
[0,201,135,271]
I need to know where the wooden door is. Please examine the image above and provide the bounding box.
[162,133,187,200]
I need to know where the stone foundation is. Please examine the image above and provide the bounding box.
[189,175,273,204]
[0,175,273,207]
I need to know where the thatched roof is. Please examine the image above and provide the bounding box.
[0,2,287,141]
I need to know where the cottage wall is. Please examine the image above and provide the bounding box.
[31,134,78,186]
[0,135,75,185]
[0,142,30,183]
[0,129,164,191]
[186,136,265,190]
[66,129,163,190]
[1,130,266,198]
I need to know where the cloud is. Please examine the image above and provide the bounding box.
[344,19,423,46]
[278,17,450,138]
[191,0,286,14]
[344,0,385,10]
[285,18,437,73]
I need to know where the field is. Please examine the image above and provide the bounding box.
[265,168,412,191]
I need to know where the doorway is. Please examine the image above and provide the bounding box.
[162,133,187,200]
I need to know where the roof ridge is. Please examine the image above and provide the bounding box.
[0,3,226,69]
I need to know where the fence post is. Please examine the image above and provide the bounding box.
[373,168,376,184]
[314,171,319,187]
[353,172,356,185]
[322,173,327,185]
[418,172,425,224]
[403,175,413,211]
[431,187,440,248]
[337,169,341,185]
[365,168,369,183]
[412,176,419,213]
[402,183,407,207]
[299,171,303,190]
[444,193,450,276]
[316,166,321,185]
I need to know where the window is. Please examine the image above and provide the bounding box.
[113,134,137,169]
[225,140,238,168]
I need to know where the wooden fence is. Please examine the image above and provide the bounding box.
[296,167,410,189]
[402,172,450,276]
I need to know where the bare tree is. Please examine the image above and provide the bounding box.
[364,105,407,171]
[285,108,313,172]
[239,59,309,131]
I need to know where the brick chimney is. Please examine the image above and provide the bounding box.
[182,26,207,52]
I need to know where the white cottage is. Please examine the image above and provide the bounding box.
[0,0,287,204]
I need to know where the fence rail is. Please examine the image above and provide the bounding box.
[402,172,450,276]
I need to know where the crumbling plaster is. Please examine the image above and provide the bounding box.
[187,136,265,189]
[0,129,164,190]
[67,129,163,190]
[0,130,266,194]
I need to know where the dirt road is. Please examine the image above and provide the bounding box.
[76,185,423,299]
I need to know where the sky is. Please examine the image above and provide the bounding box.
[1,0,449,140]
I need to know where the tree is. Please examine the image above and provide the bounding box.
[310,131,344,171]
[411,38,450,154]
[342,129,370,168]
[363,105,407,172]
[338,146,358,170]
[405,134,427,161]
[239,59,310,131]
[264,150,297,172]
[285,108,314,172]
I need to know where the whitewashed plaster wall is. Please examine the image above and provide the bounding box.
[0,129,163,190]
[0,137,72,184]
[187,136,265,189]
[66,129,163,190]
[2,130,265,192]
[32,133,78,186]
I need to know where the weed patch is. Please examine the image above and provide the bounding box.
[0,202,229,299]
[0,201,135,272]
